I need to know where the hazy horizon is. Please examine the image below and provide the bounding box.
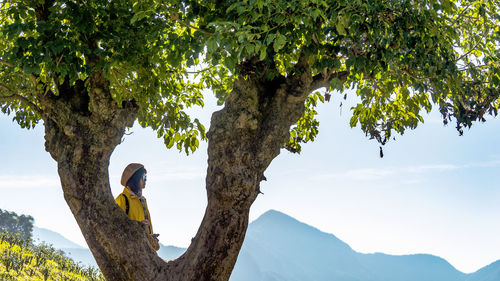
[2,90,500,273]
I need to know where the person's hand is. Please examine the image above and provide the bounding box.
[138,220,150,232]
[148,234,160,251]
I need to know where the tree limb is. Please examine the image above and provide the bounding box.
[0,83,42,114]
[171,12,214,35]
[0,59,14,68]
[451,3,473,24]
[456,40,483,63]
[309,70,349,92]
[111,69,132,93]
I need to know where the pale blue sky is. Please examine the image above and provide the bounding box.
[1,90,499,273]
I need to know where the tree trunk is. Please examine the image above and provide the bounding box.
[165,61,314,280]
[40,61,313,280]
[40,71,168,280]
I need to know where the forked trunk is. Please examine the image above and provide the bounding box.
[40,66,313,280]
[164,68,314,280]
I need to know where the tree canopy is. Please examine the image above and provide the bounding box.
[1,0,499,151]
[0,0,207,153]
[132,0,500,150]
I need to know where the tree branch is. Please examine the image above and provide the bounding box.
[170,12,214,35]
[309,70,349,92]
[111,69,132,93]
[452,3,473,24]
[185,67,214,74]
[0,59,14,68]
[0,83,42,114]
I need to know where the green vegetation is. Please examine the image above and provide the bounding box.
[1,0,499,279]
[0,232,104,281]
[0,208,34,241]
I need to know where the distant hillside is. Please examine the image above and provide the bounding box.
[32,226,84,249]
[32,226,184,268]
[358,252,466,281]
[229,210,500,281]
[29,210,500,281]
[158,244,187,261]
[231,210,368,281]
[466,260,500,281]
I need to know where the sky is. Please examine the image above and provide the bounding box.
[1,90,500,274]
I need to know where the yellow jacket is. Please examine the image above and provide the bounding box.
[115,187,153,234]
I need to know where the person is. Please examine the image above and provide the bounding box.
[115,163,160,251]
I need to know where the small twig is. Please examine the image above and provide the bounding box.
[458,64,487,72]
[453,3,473,24]
[56,54,64,67]
[0,83,16,95]
[0,59,14,67]
[184,67,214,74]
[309,69,349,92]
[53,74,60,96]
[171,13,214,35]
[456,38,484,63]
[111,68,132,93]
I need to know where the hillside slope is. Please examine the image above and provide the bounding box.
[0,232,103,281]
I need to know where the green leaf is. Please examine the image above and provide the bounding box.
[273,35,286,52]
[259,47,267,61]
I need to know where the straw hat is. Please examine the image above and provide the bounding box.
[121,163,145,186]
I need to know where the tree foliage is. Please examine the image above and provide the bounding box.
[0,0,206,153]
[135,0,499,150]
[1,0,499,151]
[0,209,34,242]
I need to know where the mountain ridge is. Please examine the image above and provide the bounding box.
[32,226,85,249]
[31,209,500,281]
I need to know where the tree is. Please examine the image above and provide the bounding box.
[1,0,499,280]
[0,208,34,241]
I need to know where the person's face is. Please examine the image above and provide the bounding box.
[140,173,147,189]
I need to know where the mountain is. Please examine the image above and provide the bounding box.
[32,225,185,268]
[357,252,466,281]
[158,244,186,261]
[229,210,500,281]
[32,211,500,281]
[466,260,500,281]
[231,210,370,281]
[32,226,99,267]
[32,226,84,249]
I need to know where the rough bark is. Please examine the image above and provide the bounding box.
[39,57,317,280]
[39,71,167,280]
[162,59,315,280]
[18,1,333,280]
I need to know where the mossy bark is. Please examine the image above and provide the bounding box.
[165,66,314,280]
[39,71,166,280]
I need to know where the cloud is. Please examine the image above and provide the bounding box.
[313,161,497,182]
[465,159,500,168]
[0,175,60,189]
[399,179,423,185]
[405,164,460,173]
[315,168,395,181]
